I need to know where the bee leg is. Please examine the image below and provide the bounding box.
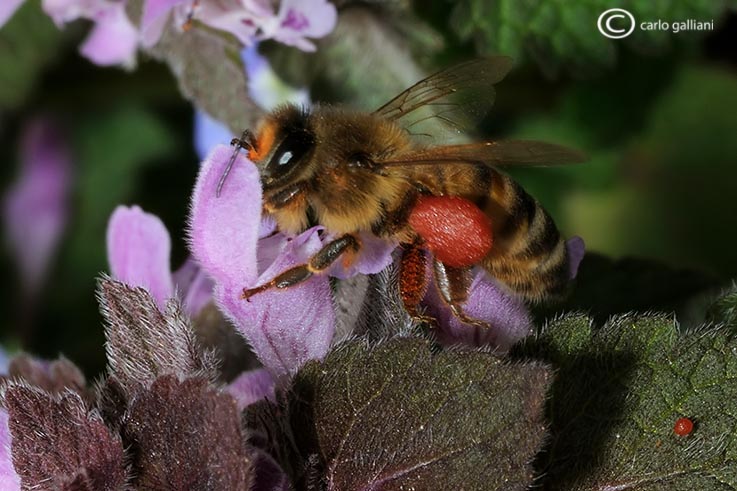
[398,242,435,326]
[432,260,491,329]
[241,234,359,299]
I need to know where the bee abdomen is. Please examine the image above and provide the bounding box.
[482,171,570,303]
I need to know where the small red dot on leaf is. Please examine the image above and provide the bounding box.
[674,417,694,436]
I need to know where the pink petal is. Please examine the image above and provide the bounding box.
[0,410,20,490]
[41,0,88,25]
[3,118,71,296]
[328,231,396,280]
[189,145,261,286]
[566,236,585,279]
[0,0,24,27]
[189,147,335,378]
[226,368,275,410]
[214,228,335,380]
[424,269,533,351]
[140,0,186,47]
[278,0,336,38]
[195,2,259,46]
[79,4,138,67]
[172,258,214,316]
[106,205,174,309]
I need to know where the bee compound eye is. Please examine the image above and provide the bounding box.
[278,150,294,166]
[264,130,314,182]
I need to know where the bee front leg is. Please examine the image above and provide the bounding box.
[432,260,491,330]
[241,234,359,300]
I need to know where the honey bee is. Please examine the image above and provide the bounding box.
[221,57,584,327]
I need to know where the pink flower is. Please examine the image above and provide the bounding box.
[257,0,337,51]
[42,0,138,67]
[188,146,335,380]
[3,118,71,297]
[106,204,275,405]
[141,0,337,52]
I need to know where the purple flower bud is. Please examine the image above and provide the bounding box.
[106,205,174,310]
[3,118,71,296]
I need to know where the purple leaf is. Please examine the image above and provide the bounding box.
[6,354,87,399]
[122,375,254,489]
[106,205,174,309]
[97,278,217,392]
[3,384,127,490]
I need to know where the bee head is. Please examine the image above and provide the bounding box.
[251,105,315,190]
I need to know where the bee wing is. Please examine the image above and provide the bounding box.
[376,141,587,168]
[374,58,514,140]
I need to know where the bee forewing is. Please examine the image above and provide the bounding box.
[376,140,587,168]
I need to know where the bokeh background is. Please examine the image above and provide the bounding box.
[1,0,736,375]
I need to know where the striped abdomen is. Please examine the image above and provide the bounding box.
[406,164,570,302]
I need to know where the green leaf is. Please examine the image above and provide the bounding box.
[0,0,63,109]
[513,313,737,490]
[247,337,551,490]
[449,0,733,75]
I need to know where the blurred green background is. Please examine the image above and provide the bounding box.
[1,0,736,375]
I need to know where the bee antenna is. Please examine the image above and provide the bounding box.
[216,129,254,197]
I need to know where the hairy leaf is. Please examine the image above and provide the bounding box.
[97,278,217,391]
[513,313,737,490]
[122,375,254,489]
[707,283,737,332]
[2,384,127,490]
[248,337,551,490]
[147,24,259,134]
[5,354,87,398]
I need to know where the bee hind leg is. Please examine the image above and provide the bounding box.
[398,242,436,326]
[241,234,359,300]
[433,260,491,330]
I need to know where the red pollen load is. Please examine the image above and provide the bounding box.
[408,195,493,268]
[673,417,694,436]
